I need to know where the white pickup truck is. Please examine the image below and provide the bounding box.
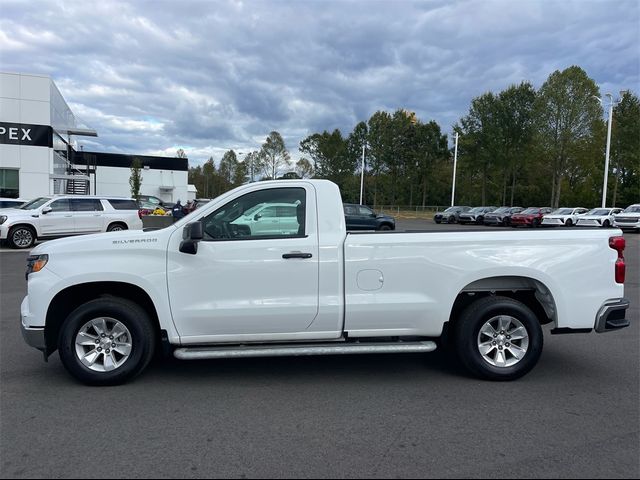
[21,180,630,385]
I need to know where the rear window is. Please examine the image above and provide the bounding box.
[107,199,139,210]
[71,198,104,212]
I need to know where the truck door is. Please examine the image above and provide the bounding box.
[167,185,320,341]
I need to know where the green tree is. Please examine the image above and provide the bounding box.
[129,158,143,199]
[535,66,602,207]
[219,150,238,187]
[497,82,537,206]
[610,91,640,207]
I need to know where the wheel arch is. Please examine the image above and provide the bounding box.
[44,281,161,357]
[445,276,557,342]
[107,221,128,231]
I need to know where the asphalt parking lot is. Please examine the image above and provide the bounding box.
[0,222,638,479]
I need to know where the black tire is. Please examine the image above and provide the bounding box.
[503,218,510,227]
[378,224,393,231]
[448,215,456,224]
[107,222,128,232]
[603,220,611,228]
[531,218,540,228]
[434,218,441,224]
[565,219,573,227]
[476,216,484,225]
[454,296,543,381]
[58,297,156,386]
[8,225,36,249]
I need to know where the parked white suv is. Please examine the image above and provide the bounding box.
[614,204,640,231]
[0,196,142,249]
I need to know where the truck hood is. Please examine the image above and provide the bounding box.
[30,227,175,256]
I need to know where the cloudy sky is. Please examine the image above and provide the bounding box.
[1,0,638,166]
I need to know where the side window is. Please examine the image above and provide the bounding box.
[108,199,139,210]
[276,206,297,218]
[49,199,70,212]
[344,206,356,215]
[71,199,104,211]
[201,187,306,241]
[260,206,277,218]
[358,206,374,216]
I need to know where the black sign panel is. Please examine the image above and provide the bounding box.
[0,122,52,147]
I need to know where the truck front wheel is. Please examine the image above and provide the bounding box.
[58,297,156,385]
[455,296,543,381]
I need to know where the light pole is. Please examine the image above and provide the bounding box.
[593,93,618,208]
[359,143,365,205]
[451,132,459,207]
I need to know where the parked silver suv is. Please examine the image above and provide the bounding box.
[0,196,143,249]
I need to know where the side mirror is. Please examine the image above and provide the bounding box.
[42,206,52,215]
[179,221,203,254]
[254,213,262,221]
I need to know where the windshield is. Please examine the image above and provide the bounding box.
[623,205,640,213]
[468,207,485,213]
[19,197,50,210]
[492,207,510,213]
[587,209,610,216]
[521,208,540,214]
[443,207,457,213]
[552,208,574,215]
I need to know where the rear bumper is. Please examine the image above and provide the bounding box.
[595,298,630,333]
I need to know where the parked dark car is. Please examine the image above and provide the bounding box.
[433,206,472,224]
[458,206,497,225]
[343,204,395,231]
[0,197,27,209]
[510,207,554,228]
[483,206,524,226]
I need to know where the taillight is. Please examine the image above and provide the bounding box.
[609,236,625,284]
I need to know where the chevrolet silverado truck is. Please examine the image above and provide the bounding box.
[21,180,630,385]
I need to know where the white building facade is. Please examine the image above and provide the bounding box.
[0,72,190,202]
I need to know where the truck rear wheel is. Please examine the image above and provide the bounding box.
[454,296,543,381]
[58,297,156,385]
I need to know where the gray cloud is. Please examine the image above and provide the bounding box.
[1,0,638,165]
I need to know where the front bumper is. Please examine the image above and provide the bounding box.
[614,219,640,230]
[0,224,9,240]
[542,218,565,226]
[21,296,46,351]
[595,298,630,333]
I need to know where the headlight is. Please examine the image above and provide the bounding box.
[0,215,7,225]
[26,254,48,280]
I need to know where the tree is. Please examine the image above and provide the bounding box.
[535,66,602,207]
[219,150,238,186]
[496,82,537,206]
[243,151,261,182]
[129,158,143,199]
[295,158,314,178]
[259,131,291,179]
[610,91,640,207]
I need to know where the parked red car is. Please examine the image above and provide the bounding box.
[510,207,553,228]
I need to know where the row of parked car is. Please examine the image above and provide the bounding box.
[434,205,640,230]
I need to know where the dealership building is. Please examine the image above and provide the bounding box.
[0,72,192,202]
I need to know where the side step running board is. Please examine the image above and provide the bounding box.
[174,341,437,360]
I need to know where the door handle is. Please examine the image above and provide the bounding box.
[282,252,312,259]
